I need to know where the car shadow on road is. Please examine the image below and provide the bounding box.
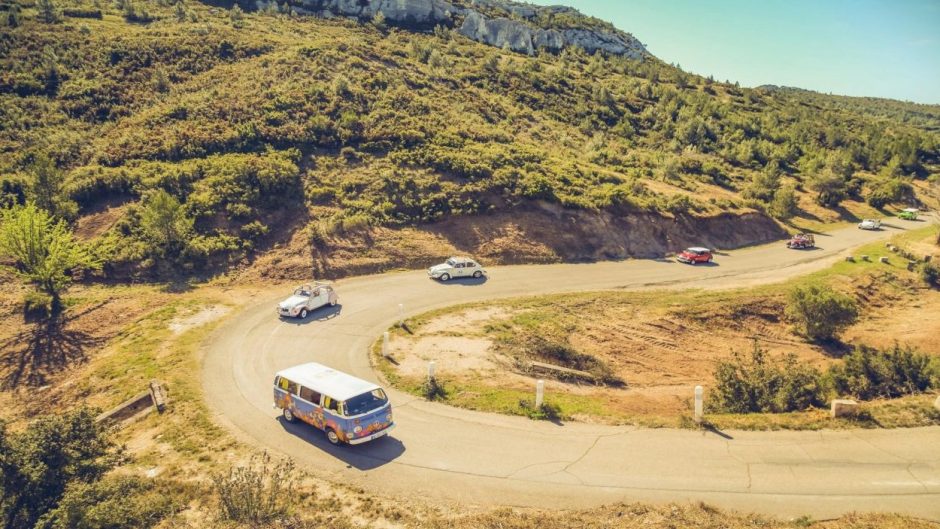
[787,246,823,251]
[280,304,344,326]
[879,222,905,230]
[435,276,489,286]
[276,416,405,470]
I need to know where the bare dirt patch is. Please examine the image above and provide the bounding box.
[168,305,230,335]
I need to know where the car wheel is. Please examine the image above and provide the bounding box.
[473,271,482,278]
[283,408,296,423]
[325,427,341,445]
[440,273,450,281]
[299,308,308,319]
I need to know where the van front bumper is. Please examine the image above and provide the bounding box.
[348,423,395,445]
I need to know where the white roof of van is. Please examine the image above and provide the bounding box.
[276,363,380,401]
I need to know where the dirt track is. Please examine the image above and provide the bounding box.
[202,218,940,520]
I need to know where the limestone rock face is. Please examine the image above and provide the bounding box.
[262,0,648,58]
[282,0,455,26]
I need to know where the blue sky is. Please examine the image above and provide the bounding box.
[528,0,940,104]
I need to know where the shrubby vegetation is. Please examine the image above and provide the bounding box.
[712,341,825,414]
[785,284,859,342]
[0,0,938,279]
[712,341,939,414]
[212,452,295,525]
[0,407,182,529]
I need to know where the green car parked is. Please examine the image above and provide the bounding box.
[898,208,919,220]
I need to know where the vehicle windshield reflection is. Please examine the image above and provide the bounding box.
[344,389,388,416]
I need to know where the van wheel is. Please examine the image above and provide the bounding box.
[330,299,337,306]
[325,428,341,445]
[283,408,296,423]
[299,308,308,319]
[473,271,482,278]
[440,273,450,281]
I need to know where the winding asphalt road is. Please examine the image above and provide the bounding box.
[203,218,940,520]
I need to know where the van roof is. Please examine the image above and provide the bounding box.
[275,363,381,401]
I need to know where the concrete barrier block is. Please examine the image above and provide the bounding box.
[831,399,859,418]
[861,255,869,262]
[907,261,917,271]
[845,256,855,263]
[879,256,889,264]
[926,255,933,263]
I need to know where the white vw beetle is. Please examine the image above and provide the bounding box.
[428,257,486,281]
[858,219,881,230]
[277,283,338,319]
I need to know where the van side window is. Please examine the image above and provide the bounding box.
[299,386,321,405]
[324,396,340,414]
[279,377,298,395]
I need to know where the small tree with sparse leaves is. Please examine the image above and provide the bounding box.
[0,204,100,307]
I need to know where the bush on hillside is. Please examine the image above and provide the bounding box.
[785,284,858,342]
[711,340,825,414]
[827,344,937,400]
[212,453,295,525]
[0,408,128,529]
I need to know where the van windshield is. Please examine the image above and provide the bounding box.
[343,389,388,416]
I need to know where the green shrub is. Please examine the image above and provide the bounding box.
[212,453,295,525]
[920,262,939,288]
[520,399,563,421]
[36,477,181,529]
[0,408,121,529]
[827,344,937,400]
[422,376,447,401]
[711,340,825,414]
[866,178,914,208]
[785,284,858,342]
[768,184,798,220]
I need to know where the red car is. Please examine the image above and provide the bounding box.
[676,247,713,265]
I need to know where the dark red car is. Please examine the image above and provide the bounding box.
[676,247,713,265]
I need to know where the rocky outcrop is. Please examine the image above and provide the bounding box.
[458,9,645,57]
[275,0,456,26]
[256,0,648,58]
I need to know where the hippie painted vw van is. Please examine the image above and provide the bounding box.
[274,363,394,445]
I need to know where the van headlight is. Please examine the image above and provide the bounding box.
[386,413,392,422]
[353,426,362,433]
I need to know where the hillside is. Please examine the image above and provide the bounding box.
[1,0,939,280]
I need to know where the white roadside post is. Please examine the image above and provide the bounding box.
[382,331,390,358]
[398,303,405,328]
[535,380,545,408]
[428,361,436,381]
[694,385,704,424]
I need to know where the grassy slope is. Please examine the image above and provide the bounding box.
[2,0,940,279]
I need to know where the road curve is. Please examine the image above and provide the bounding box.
[202,219,940,520]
